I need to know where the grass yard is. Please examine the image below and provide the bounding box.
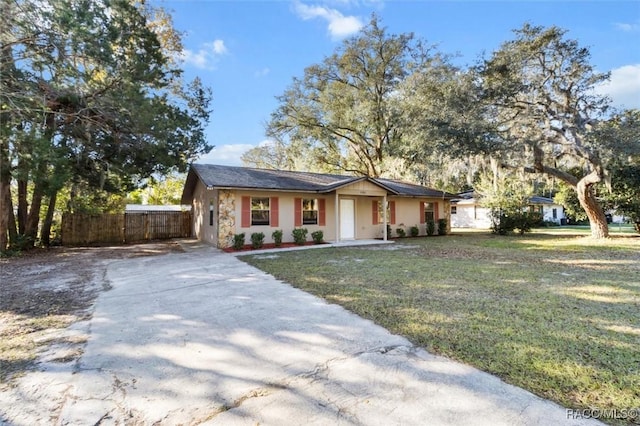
[241,232,640,425]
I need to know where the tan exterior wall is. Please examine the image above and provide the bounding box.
[390,197,451,236]
[337,180,388,197]
[232,190,337,247]
[335,182,387,240]
[191,180,218,244]
[191,180,452,247]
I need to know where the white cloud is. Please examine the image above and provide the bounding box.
[615,21,640,32]
[294,1,363,39]
[254,67,271,77]
[595,64,640,110]
[179,39,227,70]
[209,39,228,55]
[196,144,254,166]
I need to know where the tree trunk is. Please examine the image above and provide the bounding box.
[8,195,17,244]
[576,172,609,239]
[40,191,58,246]
[17,178,28,234]
[0,173,10,253]
[24,180,44,246]
[0,137,11,252]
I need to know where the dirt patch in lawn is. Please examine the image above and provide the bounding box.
[0,241,184,384]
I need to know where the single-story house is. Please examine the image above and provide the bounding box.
[181,164,457,248]
[450,191,566,229]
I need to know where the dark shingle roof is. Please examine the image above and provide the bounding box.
[191,163,354,190]
[451,192,560,205]
[181,164,456,203]
[528,196,557,205]
[373,178,457,199]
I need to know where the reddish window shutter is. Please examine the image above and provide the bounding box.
[271,197,279,227]
[294,198,302,227]
[241,196,251,228]
[390,201,396,225]
[434,202,439,221]
[419,201,425,224]
[318,198,326,226]
[372,200,379,225]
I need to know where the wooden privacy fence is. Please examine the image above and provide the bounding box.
[62,211,192,246]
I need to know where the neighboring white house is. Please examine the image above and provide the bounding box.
[450,192,566,229]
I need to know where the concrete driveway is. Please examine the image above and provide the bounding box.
[57,243,600,425]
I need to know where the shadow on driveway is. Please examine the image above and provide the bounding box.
[49,244,601,425]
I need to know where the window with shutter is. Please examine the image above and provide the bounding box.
[251,198,270,226]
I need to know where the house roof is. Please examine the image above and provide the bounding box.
[181,164,456,203]
[374,178,457,198]
[451,192,561,206]
[528,196,557,205]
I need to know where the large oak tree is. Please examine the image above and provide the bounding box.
[266,16,448,177]
[478,24,615,238]
[407,24,625,239]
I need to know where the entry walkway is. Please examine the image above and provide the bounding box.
[58,245,601,425]
[229,238,393,256]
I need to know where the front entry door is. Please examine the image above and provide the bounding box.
[339,199,355,240]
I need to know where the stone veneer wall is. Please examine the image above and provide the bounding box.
[218,190,236,248]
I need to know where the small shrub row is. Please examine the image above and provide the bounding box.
[232,228,324,250]
[392,219,448,238]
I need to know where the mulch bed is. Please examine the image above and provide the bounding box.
[223,241,327,253]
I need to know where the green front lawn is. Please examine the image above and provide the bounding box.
[241,232,640,425]
[531,224,638,235]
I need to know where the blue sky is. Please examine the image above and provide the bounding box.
[154,0,640,166]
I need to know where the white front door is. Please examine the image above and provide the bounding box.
[339,199,355,240]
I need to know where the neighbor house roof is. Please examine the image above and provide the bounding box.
[452,191,561,206]
[181,164,456,204]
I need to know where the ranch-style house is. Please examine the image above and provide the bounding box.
[181,164,457,248]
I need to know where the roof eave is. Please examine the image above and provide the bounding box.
[214,186,328,193]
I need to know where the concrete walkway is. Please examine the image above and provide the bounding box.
[58,244,601,425]
[228,238,394,256]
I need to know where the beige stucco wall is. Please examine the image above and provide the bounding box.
[336,180,388,197]
[191,179,452,247]
[191,181,218,244]
[232,190,337,247]
[390,197,451,236]
[337,181,388,240]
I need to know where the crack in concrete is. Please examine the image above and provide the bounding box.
[194,383,289,423]
[275,345,419,425]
